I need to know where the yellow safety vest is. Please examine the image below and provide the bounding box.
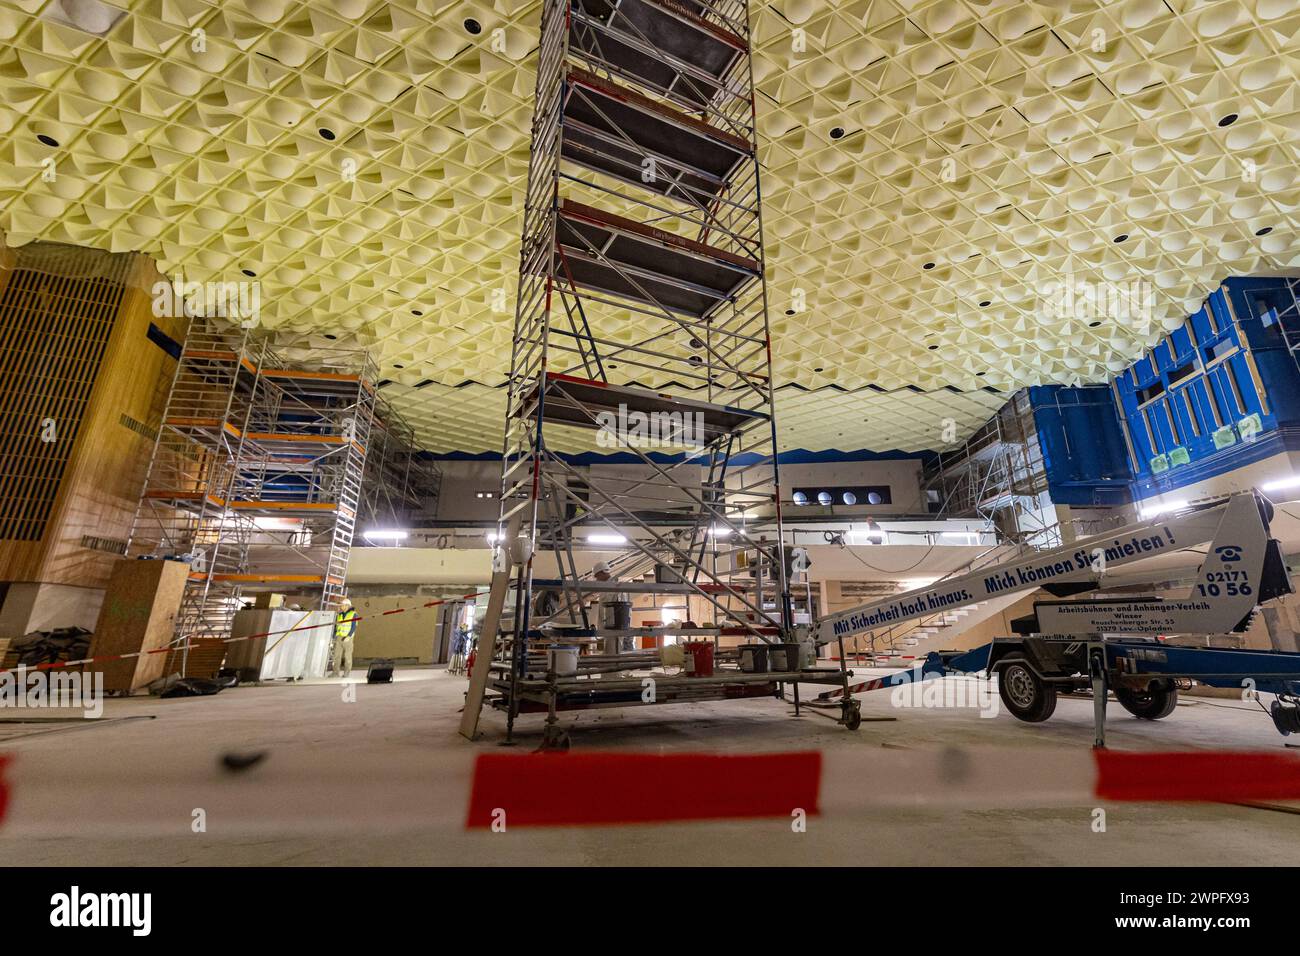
[335,608,358,640]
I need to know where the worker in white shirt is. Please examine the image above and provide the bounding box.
[592,561,634,655]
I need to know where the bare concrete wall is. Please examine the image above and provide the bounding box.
[0,582,103,639]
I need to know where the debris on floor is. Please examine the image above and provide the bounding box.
[7,627,92,668]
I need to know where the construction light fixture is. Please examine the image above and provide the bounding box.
[1261,474,1300,493]
[846,518,885,546]
[586,532,628,545]
[363,529,409,543]
[1137,499,1189,519]
[899,576,940,590]
[708,526,733,537]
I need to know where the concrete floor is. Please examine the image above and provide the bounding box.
[1,666,1296,865]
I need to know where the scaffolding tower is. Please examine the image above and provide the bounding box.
[128,320,376,649]
[923,390,1061,548]
[473,0,854,746]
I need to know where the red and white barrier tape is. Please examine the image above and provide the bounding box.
[0,591,480,678]
[4,744,1299,836]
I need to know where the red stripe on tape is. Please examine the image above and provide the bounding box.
[466,751,821,828]
[1094,750,1300,803]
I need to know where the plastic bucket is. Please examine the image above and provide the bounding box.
[548,646,578,676]
[684,641,714,677]
[739,644,769,673]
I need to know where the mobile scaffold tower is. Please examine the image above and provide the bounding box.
[128,320,376,662]
[463,0,854,747]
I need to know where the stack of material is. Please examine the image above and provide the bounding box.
[5,627,92,668]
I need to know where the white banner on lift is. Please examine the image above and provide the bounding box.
[1034,493,1267,636]
[814,494,1260,644]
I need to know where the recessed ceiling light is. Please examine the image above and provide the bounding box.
[1113,234,1129,243]
[1088,320,1102,328]
[319,127,336,141]
[688,354,702,364]
[1218,113,1239,127]
[813,366,824,372]
[923,262,935,270]
[829,126,845,140]
[464,18,482,35]
[1256,226,1273,237]
[242,268,256,277]
[785,309,795,315]
[975,371,986,376]
[323,334,337,341]
[37,134,59,148]
[927,344,939,351]
[979,300,990,307]
[412,308,423,316]
[393,363,404,369]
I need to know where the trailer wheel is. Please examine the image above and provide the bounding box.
[842,699,862,731]
[997,659,1057,723]
[540,726,571,751]
[1115,683,1177,720]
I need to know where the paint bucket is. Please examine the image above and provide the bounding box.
[602,600,632,631]
[548,646,578,677]
[739,643,769,673]
[799,639,817,669]
[769,642,800,671]
[683,641,714,677]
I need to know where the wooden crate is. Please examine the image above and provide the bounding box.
[87,558,189,692]
[163,638,226,680]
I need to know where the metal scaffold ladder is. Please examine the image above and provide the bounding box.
[460,0,854,745]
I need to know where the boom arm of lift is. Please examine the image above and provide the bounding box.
[812,491,1300,742]
[814,490,1288,646]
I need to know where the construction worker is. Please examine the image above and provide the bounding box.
[332,597,359,678]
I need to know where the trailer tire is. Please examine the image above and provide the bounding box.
[842,700,862,731]
[997,659,1057,723]
[1115,683,1177,720]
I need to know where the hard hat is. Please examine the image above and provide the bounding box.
[592,561,611,575]
[339,597,352,607]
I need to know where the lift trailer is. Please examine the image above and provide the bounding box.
[813,490,1300,746]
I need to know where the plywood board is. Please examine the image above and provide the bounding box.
[88,557,188,692]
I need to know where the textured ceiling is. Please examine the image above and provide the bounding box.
[382,379,1008,454]
[2,0,1300,453]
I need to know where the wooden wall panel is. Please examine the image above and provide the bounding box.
[0,241,186,589]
